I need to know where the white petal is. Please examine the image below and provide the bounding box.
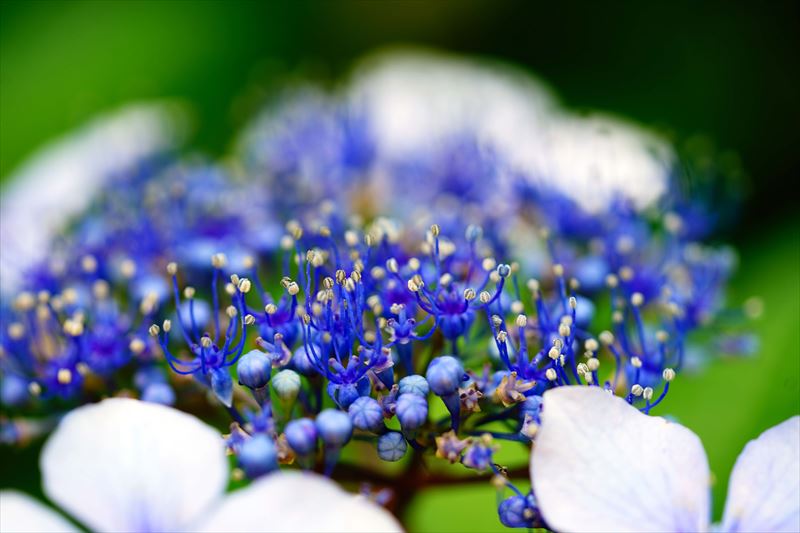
[0,491,77,533]
[721,416,800,533]
[198,471,403,533]
[40,398,228,532]
[531,386,711,532]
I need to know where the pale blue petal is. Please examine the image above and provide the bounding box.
[531,386,711,532]
[721,416,800,533]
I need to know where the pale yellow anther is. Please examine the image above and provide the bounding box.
[200,336,213,348]
[631,384,644,396]
[558,324,571,337]
[244,314,256,326]
[479,291,491,304]
[496,331,508,343]
[599,331,615,345]
[238,278,252,294]
[587,358,600,372]
[656,330,669,343]
[439,273,453,286]
[167,262,178,275]
[408,257,421,271]
[182,287,195,299]
[491,315,502,327]
[569,296,578,310]
[344,230,359,247]
[548,347,560,360]
[7,323,24,340]
[92,280,110,300]
[28,382,41,396]
[129,338,145,354]
[643,387,654,401]
[482,257,496,272]
[510,300,524,315]
[430,224,440,237]
[81,255,98,273]
[585,338,599,352]
[344,278,356,293]
[211,253,227,269]
[120,259,137,278]
[385,258,399,273]
[619,266,634,281]
[226,306,238,318]
[631,292,645,307]
[546,368,558,381]
[279,235,294,250]
[57,368,73,385]
[552,264,564,277]
[516,315,527,328]
[464,288,476,301]
[631,357,643,368]
[663,368,676,382]
[149,324,160,337]
[527,279,540,292]
[162,319,172,333]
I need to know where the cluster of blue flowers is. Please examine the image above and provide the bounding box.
[0,86,754,528]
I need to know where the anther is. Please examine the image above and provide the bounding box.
[129,338,145,354]
[663,368,676,381]
[211,253,227,269]
[631,384,643,396]
[167,262,178,275]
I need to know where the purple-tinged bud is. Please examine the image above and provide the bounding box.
[348,396,384,433]
[425,356,464,396]
[238,434,278,478]
[396,393,428,430]
[237,350,271,389]
[285,418,317,456]
[377,431,408,462]
[398,375,429,397]
[315,409,352,446]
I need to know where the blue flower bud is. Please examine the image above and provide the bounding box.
[284,418,317,455]
[377,431,408,462]
[395,393,428,430]
[498,494,540,528]
[348,396,384,432]
[398,375,429,397]
[292,345,319,376]
[141,382,175,406]
[237,350,272,389]
[315,409,352,446]
[272,369,301,401]
[425,355,464,396]
[210,367,233,407]
[0,375,29,407]
[238,434,278,478]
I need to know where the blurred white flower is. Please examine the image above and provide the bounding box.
[0,103,186,294]
[0,399,401,533]
[348,49,673,214]
[531,386,800,532]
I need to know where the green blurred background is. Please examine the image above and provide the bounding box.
[1,1,798,531]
